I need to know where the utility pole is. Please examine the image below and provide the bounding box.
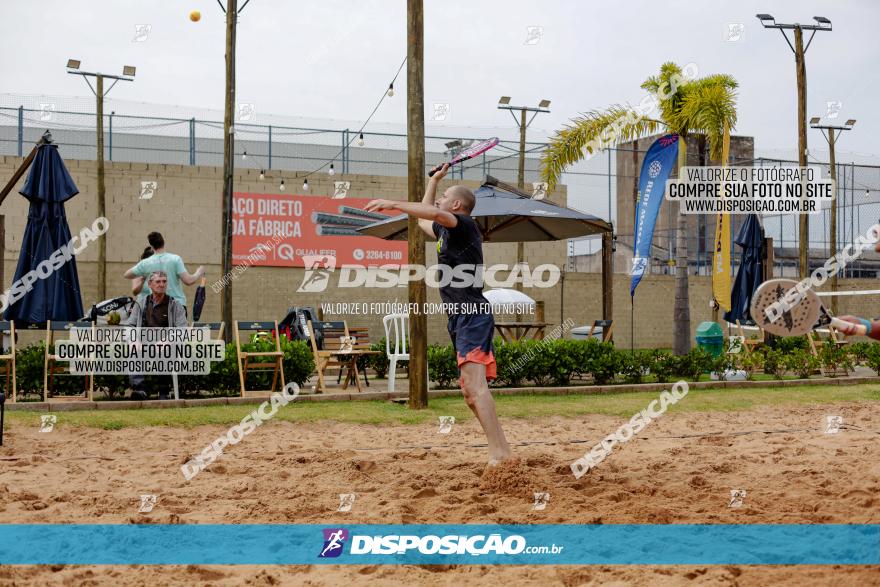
[407,0,428,409]
[497,98,551,288]
[757,13,832,279]
[66,60,135,301]
[216,0,252,342]
[220,0,238,342]
[811,116,856,314]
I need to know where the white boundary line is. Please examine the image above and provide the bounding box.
[815,290,880,297]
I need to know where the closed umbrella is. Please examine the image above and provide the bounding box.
[192,277,206,322]
[724,214,765,324]
[4,137,84,325]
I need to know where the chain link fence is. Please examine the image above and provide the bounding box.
[4,100,879,278]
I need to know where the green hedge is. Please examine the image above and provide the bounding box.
[10,338,315,401]
[420,337,880,388]
[9,333,880,400]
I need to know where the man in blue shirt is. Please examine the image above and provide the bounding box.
[124,232,204,309]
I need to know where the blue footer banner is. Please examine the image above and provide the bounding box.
[0,524,878,565]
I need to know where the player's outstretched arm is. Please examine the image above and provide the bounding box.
[364,199,457,228]
[836,315,880,340]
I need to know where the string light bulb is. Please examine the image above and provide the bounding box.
[387,83,394,97]
[357,132,365,146]
[242,150,247,160]
[279,178,285,191]
[259,169,265,180]
[329,164,335,176]
[303,178,309,191]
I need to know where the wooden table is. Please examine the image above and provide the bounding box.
[493,322,550,342]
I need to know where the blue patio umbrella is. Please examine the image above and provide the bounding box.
[723,214,765,325]
[4,139,84,325]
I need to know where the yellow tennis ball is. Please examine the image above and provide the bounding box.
[190,10,201,22]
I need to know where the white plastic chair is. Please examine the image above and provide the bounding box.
[383,313,409,392]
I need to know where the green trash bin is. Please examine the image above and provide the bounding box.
[695,321,724,358]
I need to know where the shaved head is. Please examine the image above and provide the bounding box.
[446,185,475,214]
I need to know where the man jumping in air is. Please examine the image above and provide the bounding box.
[365,164,512,465]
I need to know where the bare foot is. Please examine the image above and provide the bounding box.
[487,452,515,467]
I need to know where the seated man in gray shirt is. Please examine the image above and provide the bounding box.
[124,271,187,400]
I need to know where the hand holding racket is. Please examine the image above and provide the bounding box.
[428,137,500,177]
[750,278,871,337]
[832,315,877,339]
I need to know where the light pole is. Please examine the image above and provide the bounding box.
[67,60,135,301]
[756,13,831,279]
[811,116,855,314]
[497,97,550,290]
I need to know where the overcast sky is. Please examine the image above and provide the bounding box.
[3,0,878,159]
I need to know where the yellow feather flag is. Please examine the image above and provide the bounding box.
[712,124,732,311]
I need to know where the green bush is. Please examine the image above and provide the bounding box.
[772,335,808,354]
[16,342,92,398]
[546,339,582,386]
[649,350,676,383]
[620,351,652,384]
[710,354,737,380]
[818,339,853,376]
[494,339,529,387]
[585,339,620,385]
[519,339,555,386]
[783,348,818,379]
[847,342,872,364]
[366,337,405,380]
[178,337,314,395]
[762,348,785,379]
[427,343,458,389]
[864,344,880,375]
[671,347,713,381]
[736,351,764,380]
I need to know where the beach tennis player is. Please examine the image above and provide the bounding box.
[365,164,513,465]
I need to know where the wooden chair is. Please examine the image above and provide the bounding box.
[588,319,614,343]
[734,320,764,355]
[307,320,365,393]
[336,326,379,388]
[0,321,16,402]
[233,321,285,397]
[44,321,94,402]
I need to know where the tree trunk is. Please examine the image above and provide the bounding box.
[673,139,690,355]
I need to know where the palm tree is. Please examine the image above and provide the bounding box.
[541,62,738,354]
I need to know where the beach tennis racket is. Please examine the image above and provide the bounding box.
[750,278,868,337]
[428,137,500,177]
